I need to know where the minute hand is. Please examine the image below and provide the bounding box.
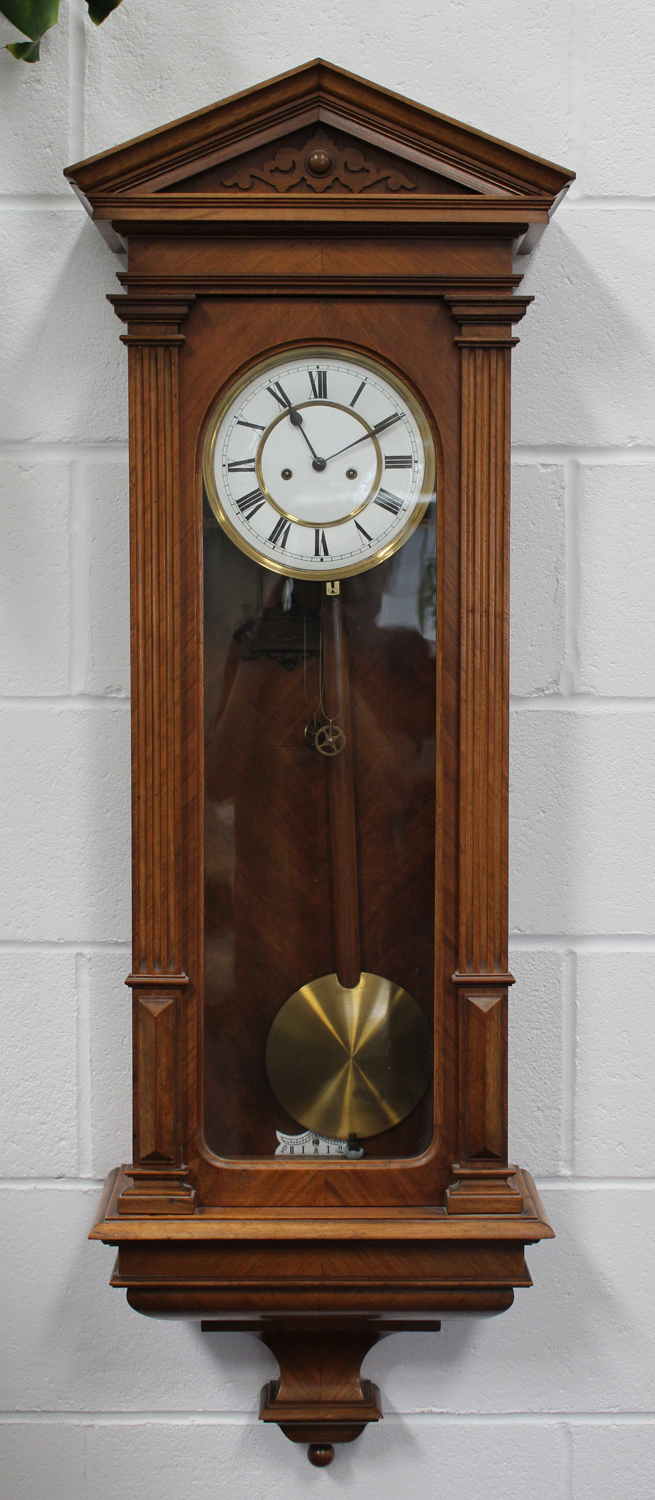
[324,412,402,463]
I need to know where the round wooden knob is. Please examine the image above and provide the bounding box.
[306,149,333,177]
[308,1443,335,1467]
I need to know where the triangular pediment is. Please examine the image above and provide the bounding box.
[65,59,574,208]
[165,123,476,198]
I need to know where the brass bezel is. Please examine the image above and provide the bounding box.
[202,344,437,581]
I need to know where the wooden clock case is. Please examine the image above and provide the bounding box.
[65,61,574,1458]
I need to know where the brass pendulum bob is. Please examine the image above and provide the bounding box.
[265,586,432,1140]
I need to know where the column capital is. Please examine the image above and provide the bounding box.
[444,293,532,347]
[108,293,196,346]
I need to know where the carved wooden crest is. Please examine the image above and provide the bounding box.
[222,129,416,195]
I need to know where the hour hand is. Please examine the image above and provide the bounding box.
[324,412,402,463]
[288,407,326,471]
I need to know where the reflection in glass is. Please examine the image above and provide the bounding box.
[203,491,437,1159]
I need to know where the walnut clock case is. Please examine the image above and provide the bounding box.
[65,61,574,1465]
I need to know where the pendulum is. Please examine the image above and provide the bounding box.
[265,584,432,1140]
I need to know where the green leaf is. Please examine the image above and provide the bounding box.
[86,0,122,23]
[6,33,41,57]
[0,0,60,41]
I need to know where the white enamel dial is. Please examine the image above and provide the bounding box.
[203,346,436,580]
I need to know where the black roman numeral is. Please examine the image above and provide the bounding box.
[236,487,265,519]
[267,381,292,409]
[308,369,328,399]
[314,529,329,557]
[237,419,265,431]
[227,458,257,473]
[385,454,413,469]
[355,520,372,543]
[375,489,403,516]
[269,517,291,548]
[350,380,366,408]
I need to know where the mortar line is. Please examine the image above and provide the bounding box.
[560,457,581,696]
[0,940,130,952]
[510,695,655,711]
[536,1177,655,1189]
[562,196,655,210]
[512,447,655,464]
[567,0,586,192]
[1,1410,654,1425]
[75,953,93,1178]
[0,695,129,709]
[4,693,655,713]
[0,445,128,461]
[68,0,86,167]
[3,442,655,465]
[558,1423,573,1500]
[0,196,84,211]
[0,940,129,952]
[560,950,577,1175]
[0,1179,105,1189]
[68,460,89,696]
[2,1174,653,1191]
[83,1422,95,1500]
[510,934,655,951]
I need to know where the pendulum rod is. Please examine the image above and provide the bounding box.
[322,591,361,990]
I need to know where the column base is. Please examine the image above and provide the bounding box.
[117,1166,195,1216]
[446,1162,524,1215]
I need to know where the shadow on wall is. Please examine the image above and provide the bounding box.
[0,215,126,448]
[514,217,655,447]
[361,1188,653,1416]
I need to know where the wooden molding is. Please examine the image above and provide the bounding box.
[258,1327,383,1452]
[108,293,195,346]
[125,972,189,987]
[64,59,574,207]
[446,1162,524,1216]
[114,293,195,1217]
[117,1166,195,1217]
[452,970,515,986]
[115,272,525,299]
[443,291,528,1214]
[458,989,508,1160]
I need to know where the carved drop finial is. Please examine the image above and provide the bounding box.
[223,130,416,194]
[308,1443,335,1467]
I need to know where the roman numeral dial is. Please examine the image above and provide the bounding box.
[375,489,403,516]
[203,347,436,582]
[308,369,328,399]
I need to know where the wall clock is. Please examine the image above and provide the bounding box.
[65,60,574,1466]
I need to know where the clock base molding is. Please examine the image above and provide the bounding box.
[257,1325,385,1452]
[116,1167,196,1217]
[91,1164,552,1453]
[445,1163,526,1215]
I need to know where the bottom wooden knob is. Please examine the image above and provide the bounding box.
[308,1444,335,1467]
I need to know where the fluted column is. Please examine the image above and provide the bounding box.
[444,295,530,1214]
[111,294,196,1215]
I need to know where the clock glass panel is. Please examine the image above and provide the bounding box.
[202,346,438,1161]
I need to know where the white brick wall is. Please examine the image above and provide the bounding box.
[1,4,653,1496]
